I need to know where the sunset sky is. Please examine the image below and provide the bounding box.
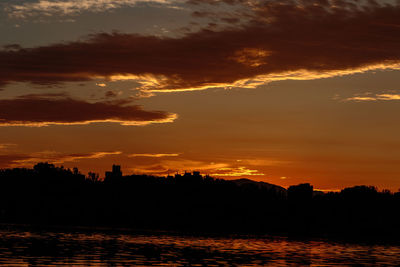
[1,0,400,191]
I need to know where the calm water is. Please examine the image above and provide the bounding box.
[0,227,400,266]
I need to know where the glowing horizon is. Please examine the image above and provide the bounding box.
[1,0,400,191]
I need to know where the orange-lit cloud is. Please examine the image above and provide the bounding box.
[231,48,271,67]
[0,94,177,126]
[211,166,265,177]
[346,93,400,102]
[129,159,228,174]
[126,156,270,179]
[314,188,341,193]
[128,153,180,157]
[1,1,400,92]
[0,151,122,168]
[0,143,16,150]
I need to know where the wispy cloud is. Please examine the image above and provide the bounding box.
[127,158,228,175]
[5,0,179,19]
[128,156,268,179]
[211,166,265,177]
[26,151,122,164]
[0,143,17,150]
[345,93,400,102]
[314,188,341,193]
[128,153,180,158]
[0,151,122,168]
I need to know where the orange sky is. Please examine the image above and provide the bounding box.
[0,0,400,191]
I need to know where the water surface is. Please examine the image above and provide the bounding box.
[0,227,399,266]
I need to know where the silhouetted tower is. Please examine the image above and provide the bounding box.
[105,164,122,182]
[112,165,121,175]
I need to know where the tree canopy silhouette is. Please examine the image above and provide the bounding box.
[0,162,399,240]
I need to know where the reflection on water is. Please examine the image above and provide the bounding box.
[0,227,400,266]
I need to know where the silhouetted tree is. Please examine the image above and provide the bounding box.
[1,163,400,240]
[288,183,313,203]
[87,172,99,183]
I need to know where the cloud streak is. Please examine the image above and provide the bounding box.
[211,166,265,177]
[127,156,270,179]
[0,151,122,168]
[346,93,400,102]
[0,143,16,150]
[129,153,180,157]
[1,0,400,92]
[4,0,178,19]
[0,94,176,126]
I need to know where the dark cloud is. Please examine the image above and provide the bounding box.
[2,44,22,51]
[105,90,118,98]
[220,17,240,24]
[191,10,214,17]
[186,0,240,5]
[0,95,176,126]
[1,0,400,91]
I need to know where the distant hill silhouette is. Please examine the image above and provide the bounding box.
[231,178,287,194]
[1,162,400,241]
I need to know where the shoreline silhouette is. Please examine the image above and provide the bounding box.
[1,162,399,242]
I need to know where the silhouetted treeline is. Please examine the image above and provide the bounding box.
[1,162,400,240]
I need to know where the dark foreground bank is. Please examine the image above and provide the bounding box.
[1,162,400,242]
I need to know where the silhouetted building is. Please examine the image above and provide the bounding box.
[105,164,122,182]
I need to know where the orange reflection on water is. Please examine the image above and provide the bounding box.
[1,228,400,266]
